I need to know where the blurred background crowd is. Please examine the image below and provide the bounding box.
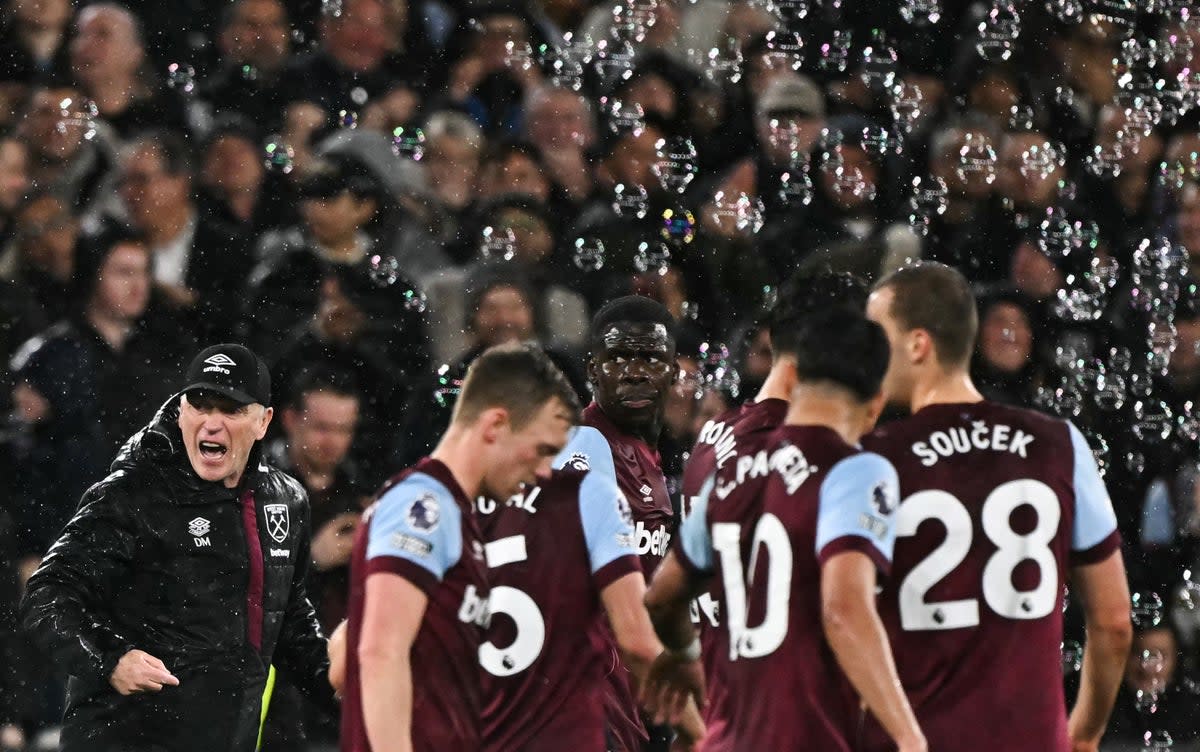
[2,0,1200,748]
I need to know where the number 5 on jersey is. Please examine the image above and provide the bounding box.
[479,535,546,676]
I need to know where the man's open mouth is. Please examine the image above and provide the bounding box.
[198,441,228,459]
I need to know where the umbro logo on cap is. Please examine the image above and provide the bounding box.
[203,353,237,375]
[183,343,272,406]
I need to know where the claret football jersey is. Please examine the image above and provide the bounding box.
[678,398,788,736]
[340,458,489,752]
[860,401,1120,752]
[479,467,640,752]
[678,425,900,752]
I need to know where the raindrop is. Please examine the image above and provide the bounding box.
[603,98,646,136]
[907,175,949,237]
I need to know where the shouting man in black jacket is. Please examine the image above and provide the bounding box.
[21,343,336,752]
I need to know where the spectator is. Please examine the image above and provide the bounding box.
[68,3,185,138]
[398,262,588,465]
[1103,623,1200,751]
[523,85,597,207]
[197,118,287,239]
[262,366,366,749]
[0,134,30,246]
[246,153,433,366]
[0,190,79,325]
[114,128,249,339]
[421,109,485,247]
[474,139,554,207]
[17,83,116,213]
[200,0,293,132]
[429,194,587,361]
[9,223,194,559]
[970,287,1041,406]
[278,0,426,126]
[0,0,74,85]
[923,115,1000,269]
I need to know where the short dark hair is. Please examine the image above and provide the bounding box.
[792,310,890,401]
[769,269,868,357]
[452,343,582,429]
[127,128,194,176]
[588,295,677,353]
[874,262,978,368]
[72,220,148,301]
[287,366,361,410]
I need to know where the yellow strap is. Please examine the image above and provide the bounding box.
[256,664,277,751]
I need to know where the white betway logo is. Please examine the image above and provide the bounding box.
[635,521,671,556]
[458,585,491,627]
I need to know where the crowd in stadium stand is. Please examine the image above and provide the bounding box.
[3,0,1200,748]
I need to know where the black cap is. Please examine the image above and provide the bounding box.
[182,344,272,406]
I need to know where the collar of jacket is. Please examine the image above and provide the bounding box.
[110,393,270,504]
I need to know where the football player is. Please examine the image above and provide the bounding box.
[860,263,1132,752]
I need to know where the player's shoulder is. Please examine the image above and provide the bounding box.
[554,425,615,473]
[868,400,1069,444]
[368,470,462,532]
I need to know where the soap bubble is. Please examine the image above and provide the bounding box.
[612,0,659,43]
[1132,591,1165,629]
[698,342,741,397]
[479,225,518,261]
[976,2,1021,62]
[900,0,942,24]
[761,30,805,74]
[401,287,428,313]
[593,34,637,86]
[391,126,426,160]
[263,139,295,174]
[433,364,463,408]
[907,175,949,237]
[571,237,606,271]
[337,109,359,129]
[166,63,196,93]
[660,206,697,245]
[1061,640,1083,674]
[955,133,998,184]
[652,136,699,194]
[604,98,646,136]
[56,97,99,141]
[367,254,399,287]
[633,240,671,275]
[859,33,899,92]
[612,182,650,219]
[817,29,852,74]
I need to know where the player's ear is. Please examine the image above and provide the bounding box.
[862,391,886,434]
[910,328,934,365]
[255,406,274,440]
[479,406,511,443]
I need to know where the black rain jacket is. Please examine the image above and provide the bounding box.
[21,396,335,751]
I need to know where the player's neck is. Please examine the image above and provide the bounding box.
[754,360,795,403]
[430,427,485,500]
[785,389,864,446]
[910,369,985,414]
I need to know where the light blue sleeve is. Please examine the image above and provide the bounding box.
[815,452,899,563]
[578,468,638,574]
[1068,422,1119,551]
[366,473,463,581]
[554,426,618,483]
[678,474,714,573]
